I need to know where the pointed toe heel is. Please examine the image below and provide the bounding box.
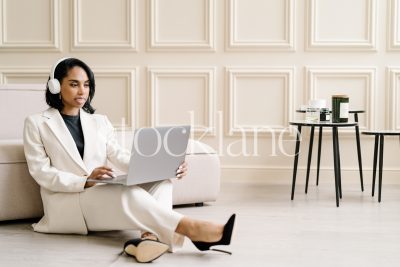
[192,213,236,255]
[124,238,169,263]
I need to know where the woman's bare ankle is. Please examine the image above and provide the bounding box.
[176,217,223,242]
[141,232,158,241]
[193,221,223,242]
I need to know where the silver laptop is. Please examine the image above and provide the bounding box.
[87,125,191,186]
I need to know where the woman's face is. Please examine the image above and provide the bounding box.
[60,66,90,115]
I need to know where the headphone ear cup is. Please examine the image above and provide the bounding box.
[48,79,61,94]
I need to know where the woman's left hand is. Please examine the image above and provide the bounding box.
[176,161,188,179]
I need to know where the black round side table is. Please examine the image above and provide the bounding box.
[290,121,358,207]
[362,130,400,202]
[296,110,365,191]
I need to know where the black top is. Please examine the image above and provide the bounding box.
[296,109,365,114]
[61,113,85,158]
[289,121,357,127]
[362,130,400,136]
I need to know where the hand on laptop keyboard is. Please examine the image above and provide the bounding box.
[84,166,116,188]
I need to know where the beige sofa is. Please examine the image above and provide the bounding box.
[0,84,220,221]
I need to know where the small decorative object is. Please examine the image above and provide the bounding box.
[332,95,349,123]
[320,108,330,122]
[306,107,319,122]
[309,99,326,109]
[305,99,326,122]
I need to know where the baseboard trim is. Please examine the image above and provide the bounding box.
[221,165,400,172]
[221,168,400,184]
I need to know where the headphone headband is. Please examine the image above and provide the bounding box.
[48,57,72,94]
[49,57,71,80]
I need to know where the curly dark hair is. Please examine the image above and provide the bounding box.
[45,58,96,114]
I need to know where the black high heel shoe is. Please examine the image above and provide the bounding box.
[192,214,236,255]
[123,238,169,263]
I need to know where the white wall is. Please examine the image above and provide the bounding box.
[1,0,400,180]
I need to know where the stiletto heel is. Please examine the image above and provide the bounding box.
[192,214,236,255]
[123,238,169,263]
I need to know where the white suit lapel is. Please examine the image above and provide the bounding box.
[43,108,88,173]
[80,110,98,167]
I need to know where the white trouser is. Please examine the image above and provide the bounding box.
[79,179,184,251]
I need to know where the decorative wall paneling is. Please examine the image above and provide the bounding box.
[306,0,377,51]
[148,0,215,51]
[227,67,294,135]
[387,67,400,130]
[148,67,216,135]
[72,0,136,51]
[227,0,295,51]
[1,0,400,174]
[0,0,60,51]
[0,67,137,130]
[306,67,376,132]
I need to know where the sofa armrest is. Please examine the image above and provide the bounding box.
[0,140,43,221]
[172,152,220,205]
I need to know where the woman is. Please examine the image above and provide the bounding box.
[23,58,235,263]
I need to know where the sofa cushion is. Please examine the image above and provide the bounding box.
[0,139,25,163]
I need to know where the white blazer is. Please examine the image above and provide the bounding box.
[23,108,130,234]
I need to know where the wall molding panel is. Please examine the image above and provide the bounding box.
[306,0,377,51]
[227,67,295,136]
[148,67,216,134]
[227,0,295,51]
[0,67,137,130]
[0,0,60,51]
[387,67,400,130]
[306,67,376,131]
[72,0,136,51]
[91,68,137,129]
[389,0,400,51]
[0,68,49,84]
[148,0,215,51]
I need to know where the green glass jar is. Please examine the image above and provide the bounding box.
[332,95,349,123]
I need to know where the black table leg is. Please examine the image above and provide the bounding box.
[336,128,342,199]
[291,125,302,200]
[372,134,379,197]
[332,126,340,207]
[305,126,315,193]
[354,113,364,192]
[378,134,384,202]
[316,126,323,186]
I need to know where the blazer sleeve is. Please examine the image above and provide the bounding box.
[23,116,87,193]
[102,116,130,172]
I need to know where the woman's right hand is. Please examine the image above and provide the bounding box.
[84,166,115,188]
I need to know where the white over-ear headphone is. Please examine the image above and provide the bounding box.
[48,57,71,94]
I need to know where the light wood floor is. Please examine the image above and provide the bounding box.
[1,175,400,267]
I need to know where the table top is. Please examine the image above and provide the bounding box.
[362,130,400,136]
[296,109,365,114]
[289,120,358,127]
